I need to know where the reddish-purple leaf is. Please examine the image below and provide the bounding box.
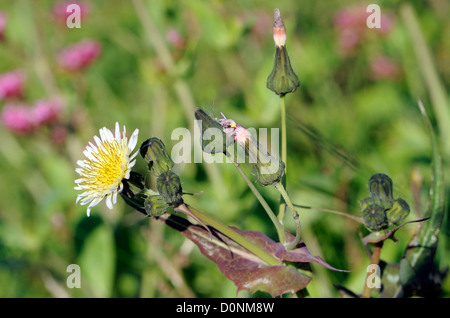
[234,229,348,273]
[158,213,346,297]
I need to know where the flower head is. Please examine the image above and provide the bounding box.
[32,98,63,126]
[0,70,25,100]
[370,56,400,80]
[1,103,35,135]
[74,122,139,216]
[334,5,395,56]
[58,39,101,71]
[52,1,90,25]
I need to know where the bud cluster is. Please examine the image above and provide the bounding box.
[139,137,184,216]
[360,173,410,231]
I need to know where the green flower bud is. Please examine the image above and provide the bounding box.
[368,173,394,210]
[385,198,410,225]
[359,197,373,211]
[144,194,169,217]
[362,203,388,231]
[266,46,300,96]
[194,108,227,154]
[156,170,184,207]
[140,137,174,176]
[252,157,285,187]
[266,9,299,96]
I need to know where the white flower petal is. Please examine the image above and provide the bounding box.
[128,129,139,152]
[105,194,113,210]
[115,122,120,141]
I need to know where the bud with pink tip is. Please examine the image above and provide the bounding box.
[267,9,299,96]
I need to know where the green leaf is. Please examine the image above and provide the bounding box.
[77,224,116,297]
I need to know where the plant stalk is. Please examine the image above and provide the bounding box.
[278,95,288,224]
[294,204,365,224]
[275,182,302,250]
[232,160,286,243]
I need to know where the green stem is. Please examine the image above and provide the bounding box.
[232,160,286,243]
[280,95,287,169]
[278,95,287,224]
[274,182,302,250]
[179,204,281,266]
[293,204,365,224]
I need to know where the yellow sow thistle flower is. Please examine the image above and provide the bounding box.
[74,122,139,216]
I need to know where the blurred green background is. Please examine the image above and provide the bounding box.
[0,0,448,297]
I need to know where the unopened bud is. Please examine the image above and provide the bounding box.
[144,194,169,217]
[359,197,373,211]
[386,198,410,225]
[156,170,184,207]
[362,203,388,231]
[252,155,285,187]
[368,173,394,210]
[140,137,174,176]
[194,108,227,154]
[267,8,299,96]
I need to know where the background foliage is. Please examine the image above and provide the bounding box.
[0,0,448,297]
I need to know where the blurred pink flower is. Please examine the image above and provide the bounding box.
[1,103,35,135]
[58,39,102,71]
[378,14,394,34]
[334,5,367,31]
[334,6,395,55]
[337,28,361,53]
[370,56,400,80]
[0,70,25,100]
[0,11,6,41]
[52,1,90,25]
[166,29,185,50]
[32,98,64,126]
[51,125,68,146]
